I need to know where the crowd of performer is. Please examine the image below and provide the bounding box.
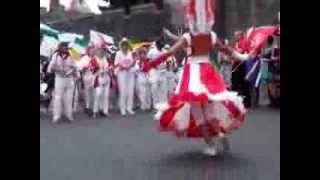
[40,38,180,123]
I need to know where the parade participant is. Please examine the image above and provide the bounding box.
[92,45,112,118]
[164,44,178,98]
[79,46,97,115]
[47,42,78,123]
[241,26,280,107]
[231,30,252,108]
[147,40,163,110]
[136,47,152,111]
[257,36,275,106]
[142,0,251,156]
[114,38,136,116]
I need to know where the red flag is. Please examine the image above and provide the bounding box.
[246,26,278,55]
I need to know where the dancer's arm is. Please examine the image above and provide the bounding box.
[215,39,252,61]
[142,37,187,72]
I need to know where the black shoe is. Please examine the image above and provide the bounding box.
[99,111,108,117]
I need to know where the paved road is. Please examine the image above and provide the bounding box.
[40,107,280,180]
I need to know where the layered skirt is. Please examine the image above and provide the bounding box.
[155,60,246,138]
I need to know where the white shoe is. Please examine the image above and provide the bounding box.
[127,109,135,115]
[121,111,127,116]
[92,113,97,119]
[203,146,218,156]
[52,117,60,124]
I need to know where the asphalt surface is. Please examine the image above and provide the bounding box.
[40,107,280,180]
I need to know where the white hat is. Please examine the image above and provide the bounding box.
[164,44,170,49]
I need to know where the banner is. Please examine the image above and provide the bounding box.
[246,26,278,55]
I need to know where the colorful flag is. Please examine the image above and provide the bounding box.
[246,26,278,55]
[90,30,114,47]
[40,35,59,57]
[40,24,60,39]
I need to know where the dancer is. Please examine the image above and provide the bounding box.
[143,0,251,156]
[47,42,78,123]
[92,46,112,118]
[114,38,136,116]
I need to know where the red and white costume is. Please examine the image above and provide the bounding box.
[148,0,246,140]
[92,56,112,116]
[136,56,152,110]
[156,32,246,138]
[79,53,99,110]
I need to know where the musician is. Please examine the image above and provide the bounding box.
[47,42,78,123]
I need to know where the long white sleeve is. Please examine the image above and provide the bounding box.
[232,51,251,61]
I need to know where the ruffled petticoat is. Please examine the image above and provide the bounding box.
[154,59,246,138]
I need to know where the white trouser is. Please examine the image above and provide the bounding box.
[83,73,94,109]
[137,72,151,110]
[53,76,75,120]
[167,71,177,98]
[73,84,79,112]
[93,76,111,114]
[149,69,160,108]
[117,69,135,114]
[157,71,168,103]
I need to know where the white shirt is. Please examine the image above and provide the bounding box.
[114,50,134,69]
[147,47,161,60]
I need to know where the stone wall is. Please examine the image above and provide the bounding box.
[41,3,171,42]
[40,1,280,42]
[223,0,280,38]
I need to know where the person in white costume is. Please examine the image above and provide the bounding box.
[136,47,152,111]
[47,42,78,123]
[114,38,136,116]
[163,45,178,98]
[79,46,96,116]
[147,40,164,109]
[92,46,112,118]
